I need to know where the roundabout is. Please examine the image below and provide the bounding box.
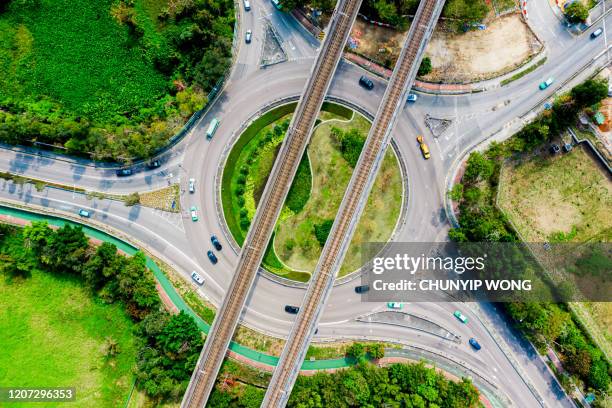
[220,101,405,282]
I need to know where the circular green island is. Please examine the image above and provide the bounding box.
[221,102,403,282]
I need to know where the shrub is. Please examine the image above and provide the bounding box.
[564,2,588,23]
[313,219,334,246]
[418,56,432,76]
[285,153,312,213]
[332,127,365,168]
[124,192,140,206]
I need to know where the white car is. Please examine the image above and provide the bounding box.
[191,271,205,285]
[188,178,195,193]
[387,302,403,309]
[244,0,251,10]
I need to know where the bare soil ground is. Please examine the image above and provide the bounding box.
[350,13,540,83]
[425,13,541,82]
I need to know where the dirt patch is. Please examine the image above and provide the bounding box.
[350,13,540,83]
[424,13,541,82]
[350,18,406,67]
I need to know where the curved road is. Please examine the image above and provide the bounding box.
[0,0,609,406]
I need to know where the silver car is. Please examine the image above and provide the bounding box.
[188,178,195,193]
[191,271,205,285]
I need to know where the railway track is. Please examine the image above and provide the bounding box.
[260,0,445,406]
[180,0,363,406]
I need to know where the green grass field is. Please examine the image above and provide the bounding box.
[0,270,138,408]
[498,145,612,361]
[0,0,167,123]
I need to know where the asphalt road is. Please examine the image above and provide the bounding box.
[0,0,610,406]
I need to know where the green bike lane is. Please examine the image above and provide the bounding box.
[0,204,351,370]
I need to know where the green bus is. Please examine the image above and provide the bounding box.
[206,118,220,140]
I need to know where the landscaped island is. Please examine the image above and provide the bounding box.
[0,0,234,161]
[221,102,403,282]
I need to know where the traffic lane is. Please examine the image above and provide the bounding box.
[327,320,537,406]
[478,303,575,408]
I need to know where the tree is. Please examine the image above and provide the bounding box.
[346,342,367,361]
[571,79,608,107]
[41,224,88,274]
[22,221,53,253]
[367,343,385,359]
[564,2,588,23]
[565,348,592,378]
[588,359,610,391]
[156,311,203,356]
[418,56,432,76]
[313,219,334,246]
[463,152,494,183]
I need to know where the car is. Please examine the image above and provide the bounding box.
[145,160,161,169]
[407,93,418,102]
[591,27,603,38]
[207,250,218,264]
[211,235,222,251]
[539,77,554,90]
[563,143,573,152]
[191,271,205,285]
[78,209,90,218]
[359,75,374,90]
[387,302,403,309]
[188,178,196,193]
[245,29,252,43]
[416,135,431,159]
[469,338,482,350]
[354,285,370,293]
[454,310,468,324]
[116,168,133,177]
[285,305,300,314]
[244,0,250,10]
[550,144,561,154]
[190,206,199,221]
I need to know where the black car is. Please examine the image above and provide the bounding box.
[145,160,161,169]
[284,305,299,314]
[211,235,222,251]
[354,285,370,293]
[550,144,561,154]
[359,75,374,90]
[116,168,133,177]
[207,250,218,265]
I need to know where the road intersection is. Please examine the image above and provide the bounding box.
[0,0,610,406]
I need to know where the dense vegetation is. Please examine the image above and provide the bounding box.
[0,0,233,161]
[449,79,611,396]
[0,222,202,403]
[281,0,488,29]
[225,116,311,242]
[564,2,589,23]
[209,361,480,407]
[331,126,366,168]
